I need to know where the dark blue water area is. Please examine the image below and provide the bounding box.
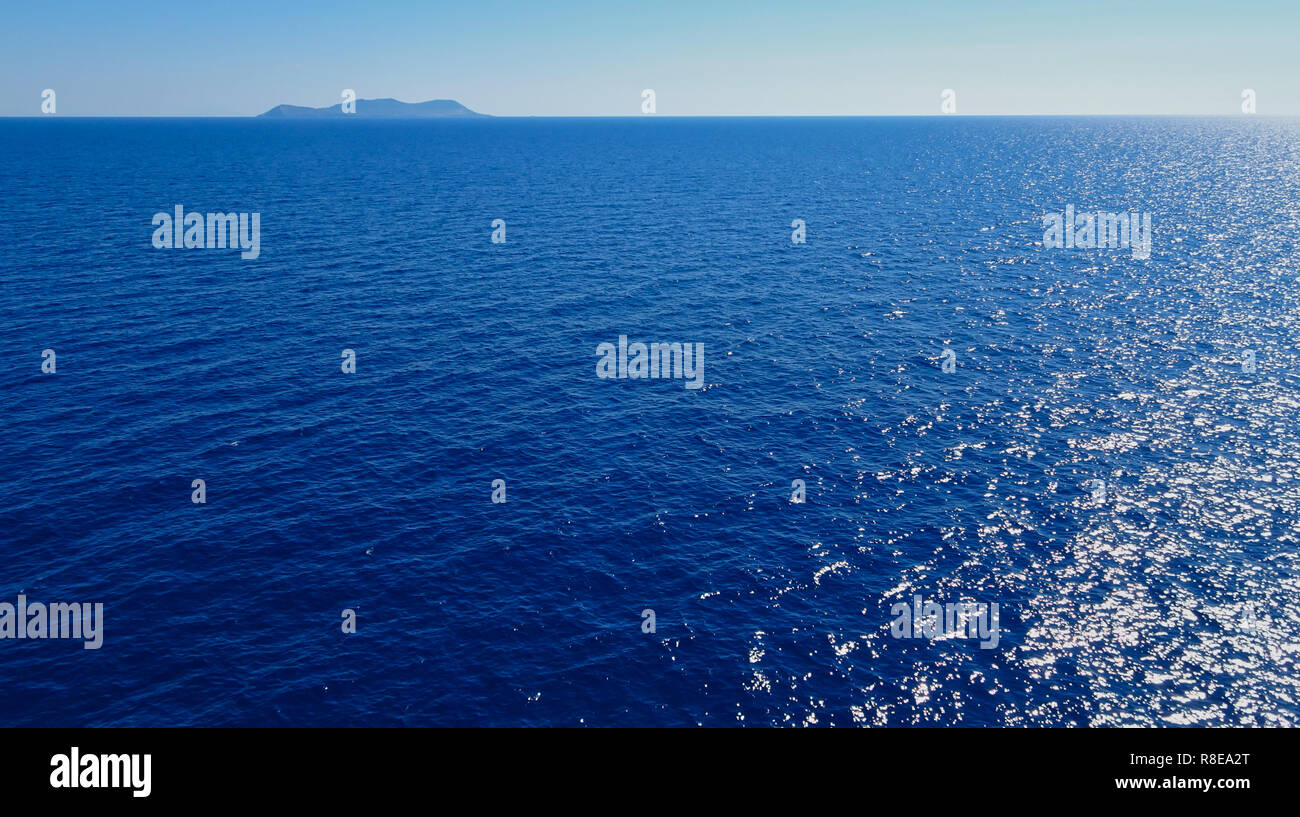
[1,116,1298,726]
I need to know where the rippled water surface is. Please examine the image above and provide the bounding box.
[2,117,1298,726]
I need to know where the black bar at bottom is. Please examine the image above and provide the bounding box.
[4,728,1281,805]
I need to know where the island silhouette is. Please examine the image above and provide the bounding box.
[258,98,487,117]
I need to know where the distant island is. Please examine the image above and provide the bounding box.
[258,98,487,118]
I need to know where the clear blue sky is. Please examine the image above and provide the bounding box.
[2,0,1298,116]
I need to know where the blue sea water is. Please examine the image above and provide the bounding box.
[1,116,1298,727]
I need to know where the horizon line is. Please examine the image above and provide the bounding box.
[2,113,1292,119]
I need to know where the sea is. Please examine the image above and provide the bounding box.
[1,116,1297,726]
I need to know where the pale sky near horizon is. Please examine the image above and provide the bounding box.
[2,0,1298,116]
